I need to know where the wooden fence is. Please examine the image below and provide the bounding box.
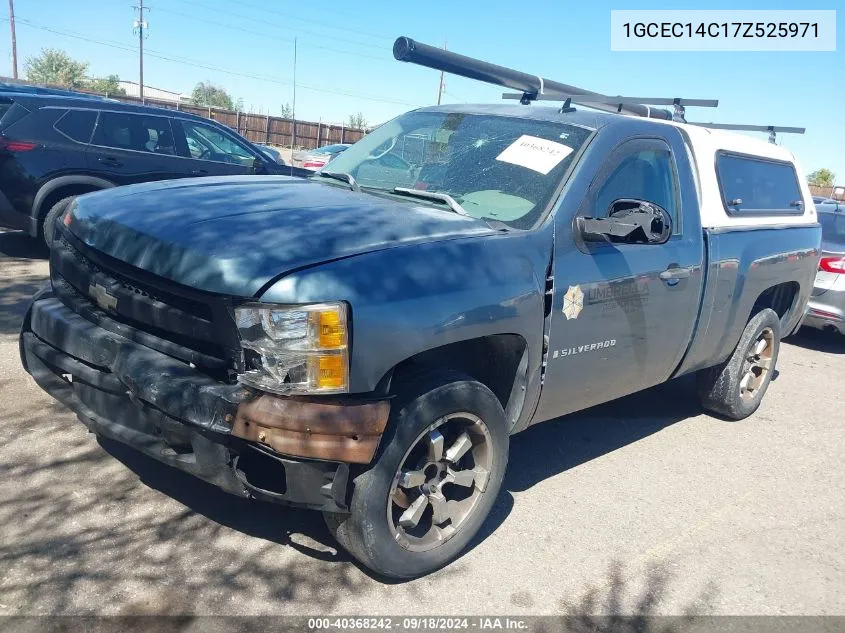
[809,184,845,202]
[109,95,367,149]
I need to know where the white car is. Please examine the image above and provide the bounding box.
[291,143,350,170]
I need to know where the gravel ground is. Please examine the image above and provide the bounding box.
[0,228,843,616]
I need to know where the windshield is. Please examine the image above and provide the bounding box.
[322,111,592,229]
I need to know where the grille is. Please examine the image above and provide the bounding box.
[51,229,240,370]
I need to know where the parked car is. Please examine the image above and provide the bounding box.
[0,82,111,100]
[19,43,821,580]
[803,202,845,335]
[255,143,286,165]
[813,195,838,205]
[291,143,350,170]
[0,91,289,244]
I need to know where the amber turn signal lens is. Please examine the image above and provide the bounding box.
[317,309,346,349]
[314,353,347,390]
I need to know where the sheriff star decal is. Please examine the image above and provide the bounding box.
[562,285,584,320]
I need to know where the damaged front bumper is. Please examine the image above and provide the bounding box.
[20,288,389,512]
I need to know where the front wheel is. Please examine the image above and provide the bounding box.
[324,371,509,579]
[43,196,76,247]
[697,308,781,420]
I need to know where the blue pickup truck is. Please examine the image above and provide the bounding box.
[20,46,821,579]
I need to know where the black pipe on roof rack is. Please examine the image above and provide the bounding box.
[392,36,674,121]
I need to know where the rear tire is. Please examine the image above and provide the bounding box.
[324,370,509,579]
[697,308,781,420]
[43,196,76,247]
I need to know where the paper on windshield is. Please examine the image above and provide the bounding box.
[495,135,574,175]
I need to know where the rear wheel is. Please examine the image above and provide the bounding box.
[42,196,76,247]
[697,308,781,420]
[324,371,508,579]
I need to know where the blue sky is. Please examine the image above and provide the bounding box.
[3,0,843,179]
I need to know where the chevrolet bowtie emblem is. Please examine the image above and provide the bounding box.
[88,283,118,311]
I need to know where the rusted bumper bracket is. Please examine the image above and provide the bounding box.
[233,394,390,464]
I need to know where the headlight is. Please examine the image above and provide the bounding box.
[235,302,348,395]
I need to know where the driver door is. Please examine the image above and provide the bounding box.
[533,132,704,423]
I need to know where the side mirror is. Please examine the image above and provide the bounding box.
[252,157,268,175]
[578,199,672,245]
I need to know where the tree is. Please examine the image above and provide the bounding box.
[24,49,89,88]
[86,74,126,96]
[808,168,836,188]
[279,102,293,119]
[191,81,235,110]
[347,112,368,130]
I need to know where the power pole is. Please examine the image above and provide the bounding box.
[132,0,149,101]
[436,40,446,105]
[8,0,17,79]
[291,36,297,149]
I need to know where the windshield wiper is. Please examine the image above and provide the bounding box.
[317,171,360,192]
[393,187,468,216]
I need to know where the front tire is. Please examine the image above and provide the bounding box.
[697,308,781,420]
[43,196,76,247]
[324,371,509,579]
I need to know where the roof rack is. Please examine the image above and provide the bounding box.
[392,36,803,137]
[686,123,806,144]
[502,93,718,122]
[392,36,717,122]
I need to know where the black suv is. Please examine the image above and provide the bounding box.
[0,92,290,243]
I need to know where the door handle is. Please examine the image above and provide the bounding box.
[98,156,123,167]
[191,169,208,176]
[659,266,692,282]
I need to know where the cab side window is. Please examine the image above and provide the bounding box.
[592,139,680,231]
[93,112,175,155]
[179,120,255,166]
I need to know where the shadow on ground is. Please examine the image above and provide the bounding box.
[0,372,705,612]
[0,230,49,261]
[96,374,702,581]
[0,231,49,336]
[559,561,719,630]
[505,376,700,494]
[785,327,845,354]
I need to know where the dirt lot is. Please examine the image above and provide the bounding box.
[0,228,843,616]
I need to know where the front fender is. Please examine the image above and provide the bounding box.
[260,227,553,394]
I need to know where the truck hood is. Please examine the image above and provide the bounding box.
[67,176,495,296]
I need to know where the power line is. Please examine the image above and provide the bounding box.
[7,18,422,107]
[154,7,394,64]
[170,0,388,51]
[231,0,390,42]
[443,90,468,104]
[171,0,391,43]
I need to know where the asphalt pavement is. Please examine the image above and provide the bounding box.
[0,228,842,616]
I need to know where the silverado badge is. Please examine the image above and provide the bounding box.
[562,285,584,320]
[88,283,118,311]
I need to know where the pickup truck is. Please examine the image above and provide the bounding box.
[20,100,821,579]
